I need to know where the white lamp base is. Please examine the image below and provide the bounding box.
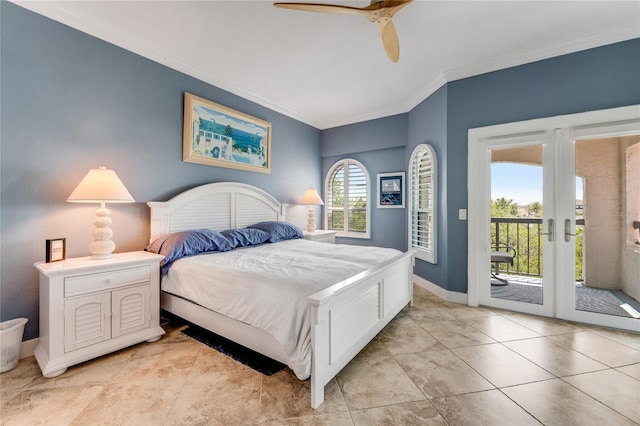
[89,205,115,259]
[306,206,316,233]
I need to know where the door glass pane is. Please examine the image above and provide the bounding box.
[490,146,544,305]
[574,137,640,319]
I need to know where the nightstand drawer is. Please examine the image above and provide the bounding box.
[65,266,150,297]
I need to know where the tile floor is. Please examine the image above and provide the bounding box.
[1,285,639,425]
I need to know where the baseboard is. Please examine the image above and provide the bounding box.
[20,338,39,359]
[413,274,468,305]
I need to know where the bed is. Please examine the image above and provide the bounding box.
[147,182,414,408]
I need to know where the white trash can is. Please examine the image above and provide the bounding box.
[0,318,28,373]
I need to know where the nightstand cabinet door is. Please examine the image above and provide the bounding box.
[112,284,150,338]
[34,251,165,378]
[64,293,111,352]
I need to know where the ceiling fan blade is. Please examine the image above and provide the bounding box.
[378,19,399,62]
[364,0,413,16]
[273,2,369,17]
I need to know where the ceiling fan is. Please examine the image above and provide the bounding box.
[273,0,413,63]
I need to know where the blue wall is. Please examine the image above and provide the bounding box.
[407,86,448,286]
[0,2,321,340]
[321,114,408,250]
[444,38,640,293]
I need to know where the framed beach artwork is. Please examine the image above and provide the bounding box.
[377,172,405,208]
[183,92,272,173]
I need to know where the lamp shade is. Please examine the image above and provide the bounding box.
[300,188,324,205]
[67,166,134,203]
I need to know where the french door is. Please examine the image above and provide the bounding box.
[468,105,640,332]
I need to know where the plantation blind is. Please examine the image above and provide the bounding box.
[409,145,437,263]
[325,159,370,238]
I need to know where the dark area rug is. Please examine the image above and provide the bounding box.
[181,324,285,376]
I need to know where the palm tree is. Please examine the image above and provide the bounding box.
[527,201,543,217]
[492,197,518,217]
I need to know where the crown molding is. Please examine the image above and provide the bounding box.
[11,1,640,131]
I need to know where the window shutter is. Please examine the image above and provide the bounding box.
[409,145,437,263]
[347,162,367,233]
[327,165,345,231]
[325,159,370,238]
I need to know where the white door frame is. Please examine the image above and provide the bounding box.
[468,105,640,329]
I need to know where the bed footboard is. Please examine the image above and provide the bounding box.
[307,251,414,408]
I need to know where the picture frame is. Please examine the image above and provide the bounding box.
[377,172,405,208]
[45,238,66,263]
[183,92,272,174]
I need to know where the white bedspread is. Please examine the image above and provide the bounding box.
[161,239,402,379]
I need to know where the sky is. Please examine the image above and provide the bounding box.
[491,163,583,205]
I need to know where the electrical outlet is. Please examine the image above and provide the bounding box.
[459,209,467,220]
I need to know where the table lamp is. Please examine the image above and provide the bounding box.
[67,166,134,259]
[300,188,324,233]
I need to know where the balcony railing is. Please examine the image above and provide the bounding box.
[492,217,584,280]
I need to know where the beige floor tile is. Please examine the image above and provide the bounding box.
[548,331,640,367]
[336,354,424,410]
[502,312,585,335]
[464,315,541,341]
[412,285,443,303]
[452,343,554,387]
[502,378,637,426]
[0,357,42,402]
[586,326,640,350]
[189,342,258,375]
[405,305,457,322]
[616,363,640,380]
[504,336,608,376]
[439,302,497,320]
[417,320,496,349]
[73,375,186,425]
[259,412,354,425]
[377,315,445,355]
[114,340,204,381]
[26,348,132,390]
[431,389,540,426]
[350,401,447,426]
[260,370,347,420]
[395,349,494,399]
[357,336,393,361]
[163,369,262,425]
[2,385,103,426]
[563,369,640,422]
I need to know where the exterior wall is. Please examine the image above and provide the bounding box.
[622,139,640,300]
[577,139,623,289]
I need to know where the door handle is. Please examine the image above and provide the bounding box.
[539,218,554,242]
[564,219,576,242]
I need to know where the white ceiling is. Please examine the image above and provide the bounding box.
[12,1,640,129]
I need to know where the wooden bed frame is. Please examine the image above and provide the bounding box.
[147,182,413,408]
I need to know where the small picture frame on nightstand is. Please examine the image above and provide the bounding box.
[46,238,66,263]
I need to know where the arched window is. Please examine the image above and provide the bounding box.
[324,159,370,238]
[408,144,437,263]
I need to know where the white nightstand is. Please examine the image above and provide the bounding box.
[33,251,165,378]
[303,230,337,244]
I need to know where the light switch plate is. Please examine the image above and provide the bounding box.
[459,209,467,220]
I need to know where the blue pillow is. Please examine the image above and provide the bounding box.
[247,221,303,243]
[145,229,233,274]
[221,228,270,248]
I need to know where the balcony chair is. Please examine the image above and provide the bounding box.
[491,243,517,286]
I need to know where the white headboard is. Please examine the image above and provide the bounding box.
[147,182,288,243]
